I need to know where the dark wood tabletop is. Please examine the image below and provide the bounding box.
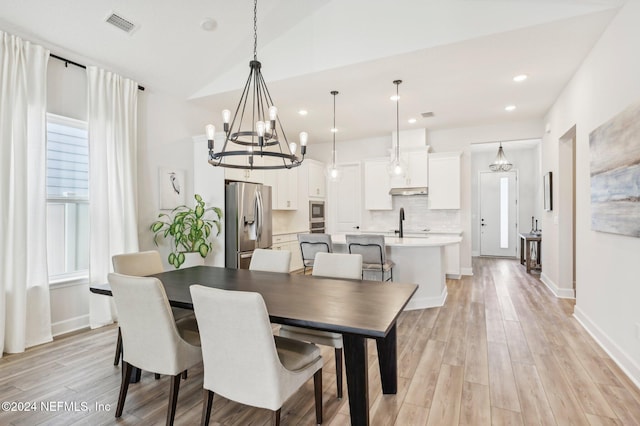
[91,265,417,338]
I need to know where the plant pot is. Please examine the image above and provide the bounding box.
[177,252,206,269]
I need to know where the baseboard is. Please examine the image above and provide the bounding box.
[574,306,640,389]
[461,267,473,276]
[404,287,448,311]
[446,273,462,280]
[52,314,90,337]
[540,272,575,299]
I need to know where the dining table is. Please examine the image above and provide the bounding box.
[90,265,418,426]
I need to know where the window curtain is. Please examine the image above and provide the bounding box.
[87,66,139,328]
[0,32,52,354]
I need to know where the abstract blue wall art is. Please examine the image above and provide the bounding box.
[589,101,640,238]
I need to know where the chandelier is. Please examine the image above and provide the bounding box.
[489,142,513,171]
[205,0,307,170]
[387,79,407,177]
[326,90,340,182]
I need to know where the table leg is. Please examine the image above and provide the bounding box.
[375,324,397,394]
[343,334,370,426]
[520,237,525,265]
[525,240,531,273]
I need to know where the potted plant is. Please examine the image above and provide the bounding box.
[151,194,223,268]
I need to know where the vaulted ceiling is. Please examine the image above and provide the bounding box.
[0,0,624,143]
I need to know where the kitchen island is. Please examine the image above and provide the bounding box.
[331,234,462,310]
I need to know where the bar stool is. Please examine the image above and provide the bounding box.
[298,233,333,274]
[346,234,394,282]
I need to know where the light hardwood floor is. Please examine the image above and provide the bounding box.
[1,257,639,425]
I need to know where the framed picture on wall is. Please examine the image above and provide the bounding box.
[159,167,185,210]
[543,172,553,211]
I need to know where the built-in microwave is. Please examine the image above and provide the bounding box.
[309,200,325,222]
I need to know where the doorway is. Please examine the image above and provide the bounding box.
[479,171,518,257]
[559,126,576,294]
[328,163,361,233]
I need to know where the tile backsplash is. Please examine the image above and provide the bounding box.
[363,195,460,232]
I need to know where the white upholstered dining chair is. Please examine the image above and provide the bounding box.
[111,250,195,367]
[249,248,291,273]
[278,252,363,399]
[108,273,202,426]
[190,285,323,425]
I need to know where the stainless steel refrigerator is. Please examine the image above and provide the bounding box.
[225,181,273,269]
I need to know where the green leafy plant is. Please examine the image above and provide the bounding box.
[150,194,223,268]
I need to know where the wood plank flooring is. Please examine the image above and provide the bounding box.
[1,257,639,425]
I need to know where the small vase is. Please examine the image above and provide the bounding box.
[178,252,205,269]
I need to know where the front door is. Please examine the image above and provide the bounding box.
[480,171,518,257]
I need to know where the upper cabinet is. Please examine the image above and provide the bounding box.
[428,151,461,209]
[389,147,429,188]
[262,157,298,210]
[224,155,264,183]
[306,160,326,198]
[364,159,392,210]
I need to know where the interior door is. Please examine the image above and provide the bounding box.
[480,171,518,257]
[329,163,361,233]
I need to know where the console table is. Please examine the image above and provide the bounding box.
[519,233,541,273]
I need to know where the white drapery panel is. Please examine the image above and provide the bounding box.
[87,66,140,328]
[0,32,52,354]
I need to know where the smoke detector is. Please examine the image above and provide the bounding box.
[105,12,137,34]
[421,112,434,118]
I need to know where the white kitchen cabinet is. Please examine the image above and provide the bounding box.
[272,233,303,272]
[262,158,298,210]
[307,160,326,198]
[224,154,264,183]
[364,159,392,210]
[389,148,429,188]
[428,152,461,209]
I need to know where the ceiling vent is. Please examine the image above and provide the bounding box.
[421,112,434,118]
[105,12,136,34]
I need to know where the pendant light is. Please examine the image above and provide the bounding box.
[387,79,407,177]
[326,90,341,182]
[205,0,307,170]
[489,142,513,171]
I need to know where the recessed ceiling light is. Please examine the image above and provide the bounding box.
[408,118,417,124]
[298,109,308,116]
[200,18,217,32]
[390,95,400,101]
[513,74,528,82]
[505,105,516,112]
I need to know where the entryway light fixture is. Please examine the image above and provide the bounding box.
[489,142,513,171]
[387,79,407,178]
[205,0,307,170]
[326,90,341,182]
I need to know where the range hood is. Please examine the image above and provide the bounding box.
[389,186,428,196]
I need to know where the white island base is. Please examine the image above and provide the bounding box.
[332,235,461,310]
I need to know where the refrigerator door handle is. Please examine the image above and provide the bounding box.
[255,189,264,242]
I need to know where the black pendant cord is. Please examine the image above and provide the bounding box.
[50,53,145,91]
[253,0,258,61]
[394,80,402,161]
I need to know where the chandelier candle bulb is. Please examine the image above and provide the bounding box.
[222,109,231,132]
[290,142,298,155]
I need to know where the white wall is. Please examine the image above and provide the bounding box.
[541,2,640,386]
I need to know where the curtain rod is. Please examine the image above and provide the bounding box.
[50,53,145,91]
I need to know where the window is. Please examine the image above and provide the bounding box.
[46,114,89,280]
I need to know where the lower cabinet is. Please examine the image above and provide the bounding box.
[272,233,303,272]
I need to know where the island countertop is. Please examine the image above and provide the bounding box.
[331,234,461,247]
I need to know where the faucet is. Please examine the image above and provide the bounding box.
[399,207,405,238]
